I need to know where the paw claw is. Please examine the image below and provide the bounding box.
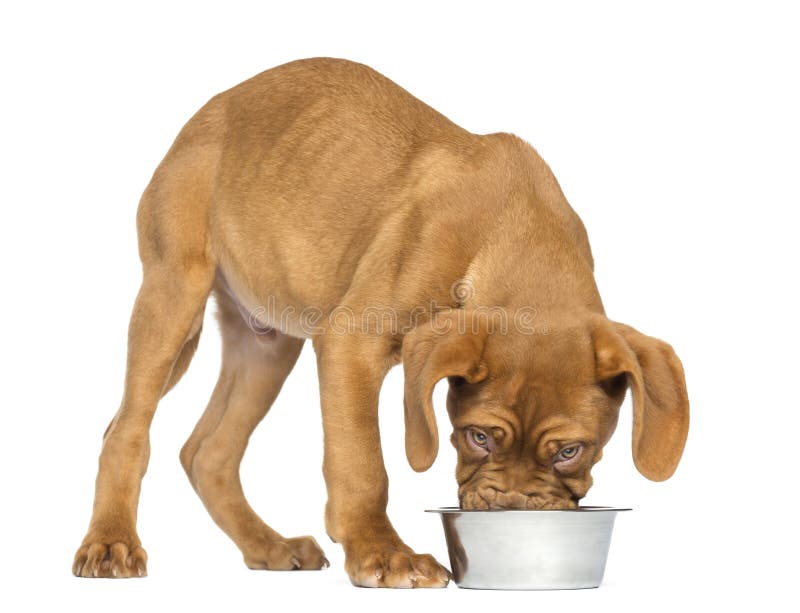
[346,545,449,588]
[73,537,147,578]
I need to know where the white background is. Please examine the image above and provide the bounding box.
[1,1,798,610]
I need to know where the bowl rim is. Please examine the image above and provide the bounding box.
[425,506,632,513]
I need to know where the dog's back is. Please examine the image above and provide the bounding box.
[141,58,589,316]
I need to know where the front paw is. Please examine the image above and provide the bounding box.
[73,534,147,578]
[344,540,450,588]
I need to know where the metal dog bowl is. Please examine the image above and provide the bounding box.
[427,507,630,590]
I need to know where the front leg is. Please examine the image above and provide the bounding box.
[315,335,450,588]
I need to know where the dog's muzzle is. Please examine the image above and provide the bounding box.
[460,487,579,510]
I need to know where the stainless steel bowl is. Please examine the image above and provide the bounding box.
[427,507,630,590]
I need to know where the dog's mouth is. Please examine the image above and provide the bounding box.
[459,488,580,510]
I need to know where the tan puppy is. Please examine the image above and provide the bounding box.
[73,58,689,587]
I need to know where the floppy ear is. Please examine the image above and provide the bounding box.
[593,318,689,481]
[402,312,488,472]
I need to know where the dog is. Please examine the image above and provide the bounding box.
[73,57,689,587]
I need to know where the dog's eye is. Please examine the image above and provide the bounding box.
[469,429,489,447]
[555,444,583,464]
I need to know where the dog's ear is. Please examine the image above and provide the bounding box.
[592,317,689,481]
[402,311,488,472]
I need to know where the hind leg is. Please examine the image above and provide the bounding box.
[73,147,217,577]
[180,286,327,570]
[73,263,213,577]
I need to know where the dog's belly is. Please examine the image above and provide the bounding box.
[216,268,314,339]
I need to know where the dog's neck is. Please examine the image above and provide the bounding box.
[456,134,604,319]
[463,203,604,320]
[402,133,604,325]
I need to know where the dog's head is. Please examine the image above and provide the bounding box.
[402,309,689,509]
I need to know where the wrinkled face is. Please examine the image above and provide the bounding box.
[401,310,689,511]
[446,361,626,510]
